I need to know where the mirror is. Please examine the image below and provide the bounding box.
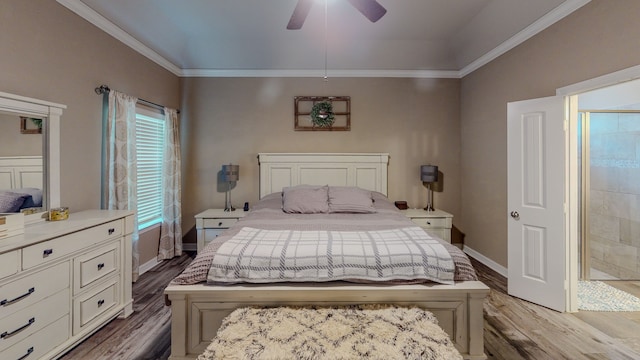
[0,91,65,224]
[0,113,44,214]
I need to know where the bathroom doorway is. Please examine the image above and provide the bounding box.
[578,81,640,281]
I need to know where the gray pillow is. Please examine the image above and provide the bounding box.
[0,191,30,213]
[13,188,42,208]
[328,186,376,213]
[282,185,329,214]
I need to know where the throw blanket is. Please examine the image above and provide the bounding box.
[198,305,463,360]
[208,226,455,285]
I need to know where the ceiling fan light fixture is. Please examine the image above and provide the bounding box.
[286,0,386,30]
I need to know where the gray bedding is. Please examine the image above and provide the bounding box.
[172,192,478,285]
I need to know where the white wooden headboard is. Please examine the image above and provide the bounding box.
[258,153,389,198]
[0,156,43,190]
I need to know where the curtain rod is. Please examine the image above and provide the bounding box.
[94,84,180,114]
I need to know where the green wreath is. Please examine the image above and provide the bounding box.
[310,101,335,128]
[29,118,43,129]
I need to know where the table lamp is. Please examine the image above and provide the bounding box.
[222,164,239,211]
[421,165,438,211]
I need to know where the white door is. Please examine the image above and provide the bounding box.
[507,96,567,312]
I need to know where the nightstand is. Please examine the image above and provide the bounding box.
[400,208,453,243]
[195,209,246,252]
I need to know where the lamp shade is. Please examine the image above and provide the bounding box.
[222,164,239,182]
[420,165,438,183]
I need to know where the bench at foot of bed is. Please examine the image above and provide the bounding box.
[164,281,489,360]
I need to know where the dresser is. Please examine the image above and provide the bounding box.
[0,210,134,360]
[195,209,246,253]
[400,208,453,243]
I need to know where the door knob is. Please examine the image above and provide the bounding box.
[510,211,520,220]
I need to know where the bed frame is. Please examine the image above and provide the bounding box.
[0,156,43,190]
[165,153,489,360]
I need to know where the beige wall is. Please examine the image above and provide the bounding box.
[0,0,180,265]
[180,77,462,242]
[460,0,640,267]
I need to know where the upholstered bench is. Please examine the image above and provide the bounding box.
[197,304,462,360]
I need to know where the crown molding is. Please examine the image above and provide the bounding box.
[557,64,640,96]
[58,0,590,79]
[459,0,591,77]
[180,68,461,78]
[56,0,182,76]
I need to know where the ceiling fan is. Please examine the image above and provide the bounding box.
[287,0,387,30]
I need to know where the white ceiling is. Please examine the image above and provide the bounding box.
[58,0,590,77]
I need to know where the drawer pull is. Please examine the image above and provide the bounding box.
[108,228,115,235]
[98,299,105,307]
[426,221,431,225]
[43,249,53,257]
[17,346,34,360]
[218,222,223,226]
[1,317,35,339]
[97,263,105,270]
[1,287,35,306]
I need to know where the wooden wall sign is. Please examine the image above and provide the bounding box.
[294,96,350,131]
[20,117,43,134]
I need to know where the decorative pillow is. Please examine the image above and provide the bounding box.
[328,186,376,213]
[282,185,329,214]
[0,191,31,213]
[14,188,43,208]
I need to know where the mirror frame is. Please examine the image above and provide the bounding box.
[0,91,65,224]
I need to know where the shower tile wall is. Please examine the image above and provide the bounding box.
[590,112,640,279]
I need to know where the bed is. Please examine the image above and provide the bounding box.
[164,153,489,360]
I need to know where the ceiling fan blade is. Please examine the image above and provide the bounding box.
[287,0,314,30]
[347,0,387,23]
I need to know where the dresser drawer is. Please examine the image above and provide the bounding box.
[410,217,450,229]
[74,242,119,293]
[0,250,19,280]
[73,279,119,334]
[0,262,69,321]
[22,220,123,270]
[202,218,238,228]
[0,288,69,351]
[2,314,69,360]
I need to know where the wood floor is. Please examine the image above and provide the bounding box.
[61,254,640,360]
[473,260,640,360]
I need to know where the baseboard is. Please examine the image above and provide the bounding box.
[463,245,508,278]
[139,257,159,276]
[182,243,197,252]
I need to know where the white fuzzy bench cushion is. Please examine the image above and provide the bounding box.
[198,304,462,360]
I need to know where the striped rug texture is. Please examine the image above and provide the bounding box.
[578,281,640,311]
[198,304,462,360]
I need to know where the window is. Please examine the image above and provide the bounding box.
[135,108,165,230]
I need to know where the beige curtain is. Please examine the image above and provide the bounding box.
[158,107,182,259]
[105,90,140,281]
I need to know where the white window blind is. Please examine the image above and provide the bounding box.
[136,110,165,230]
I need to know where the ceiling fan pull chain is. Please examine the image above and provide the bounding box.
[324,0,328,81]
